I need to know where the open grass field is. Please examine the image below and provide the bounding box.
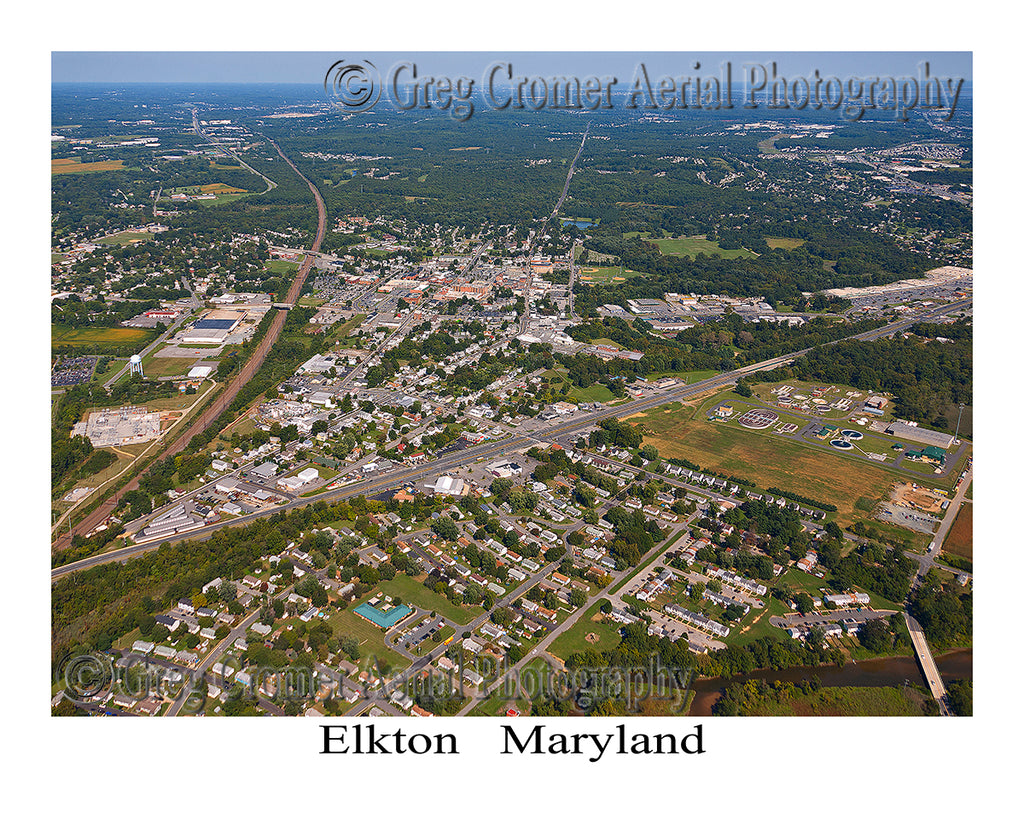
[77,449,133,486]
[728,597,793,647]
[328,313,367,343]
[632,402,898,525]
[577,265,646,284]
[541,366,616,404]
[857,516,932,553]
[765,236,806,250]
[139,353,198,379]
[651,235,757,260]
[569,383,617,403]
[196,192,252,206]
[469,689,524,717]
[325,604,409,671]
[548,603,623,660]
[265,259,300,274]
[645,369,721,385]
[52,324,155,350]
[378,574,481,626]
[142,381,216,411]
[97,231,152,247]
[944,502,973,560]
[91,357,127,384]
[52,158,125,175]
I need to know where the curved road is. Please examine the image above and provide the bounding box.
[53,139,326,553]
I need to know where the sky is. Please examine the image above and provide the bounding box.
[52,51,972,85]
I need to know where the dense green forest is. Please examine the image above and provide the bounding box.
[747,321,972,430]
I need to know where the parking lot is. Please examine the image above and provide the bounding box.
[52,355,98,387]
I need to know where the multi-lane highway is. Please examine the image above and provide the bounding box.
[50,296,971,581]
[52,135,327,554]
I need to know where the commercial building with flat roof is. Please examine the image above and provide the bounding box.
[353,602,413,629]
[883,420,954,449]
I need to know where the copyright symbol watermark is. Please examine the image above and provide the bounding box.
[63,652,114,703]
[325,59,381,112]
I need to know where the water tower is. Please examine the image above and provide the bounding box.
[129,354,144,378]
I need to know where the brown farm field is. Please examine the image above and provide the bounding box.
[52,158,125,175]
[199,182,247,194]
[52,325,155,350]
[633,405,896,525]
[944,502,973,560]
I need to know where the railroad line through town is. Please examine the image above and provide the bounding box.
[52,136,327,554]
[50,297,970,581]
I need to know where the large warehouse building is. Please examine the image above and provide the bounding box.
[178,309,247,344]
[881,420,954,449]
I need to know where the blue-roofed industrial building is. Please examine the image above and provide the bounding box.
[193,318,240,331]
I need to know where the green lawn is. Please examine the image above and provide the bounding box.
[577,265,647,284]
[328,313,367,343]
[91,358,127,383]
[728,597,793,647]
[139,350,201,379]
[548,603,623,660]
[96,231,151,246]
[378,574,481,626]
[651,235,757,260]
[643,369,721,385]
[140,381,216,411]
[326,604,409,671]
[265,259,300,274]
[197,192,253,207]
[568,383,616,403]
[777,567,828,597]
[765,237,806,250]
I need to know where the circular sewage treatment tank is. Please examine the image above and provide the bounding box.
[737,408,780,429]
[830,439,853,449]
[841,429,863,440]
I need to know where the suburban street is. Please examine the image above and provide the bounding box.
[102,278,202,389]
[51,296,972,582]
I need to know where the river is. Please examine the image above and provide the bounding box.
[687,648,972,716]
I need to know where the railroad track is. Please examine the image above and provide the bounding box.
[52,138,326,553]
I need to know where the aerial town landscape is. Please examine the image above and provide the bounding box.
[50,52,973,726]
